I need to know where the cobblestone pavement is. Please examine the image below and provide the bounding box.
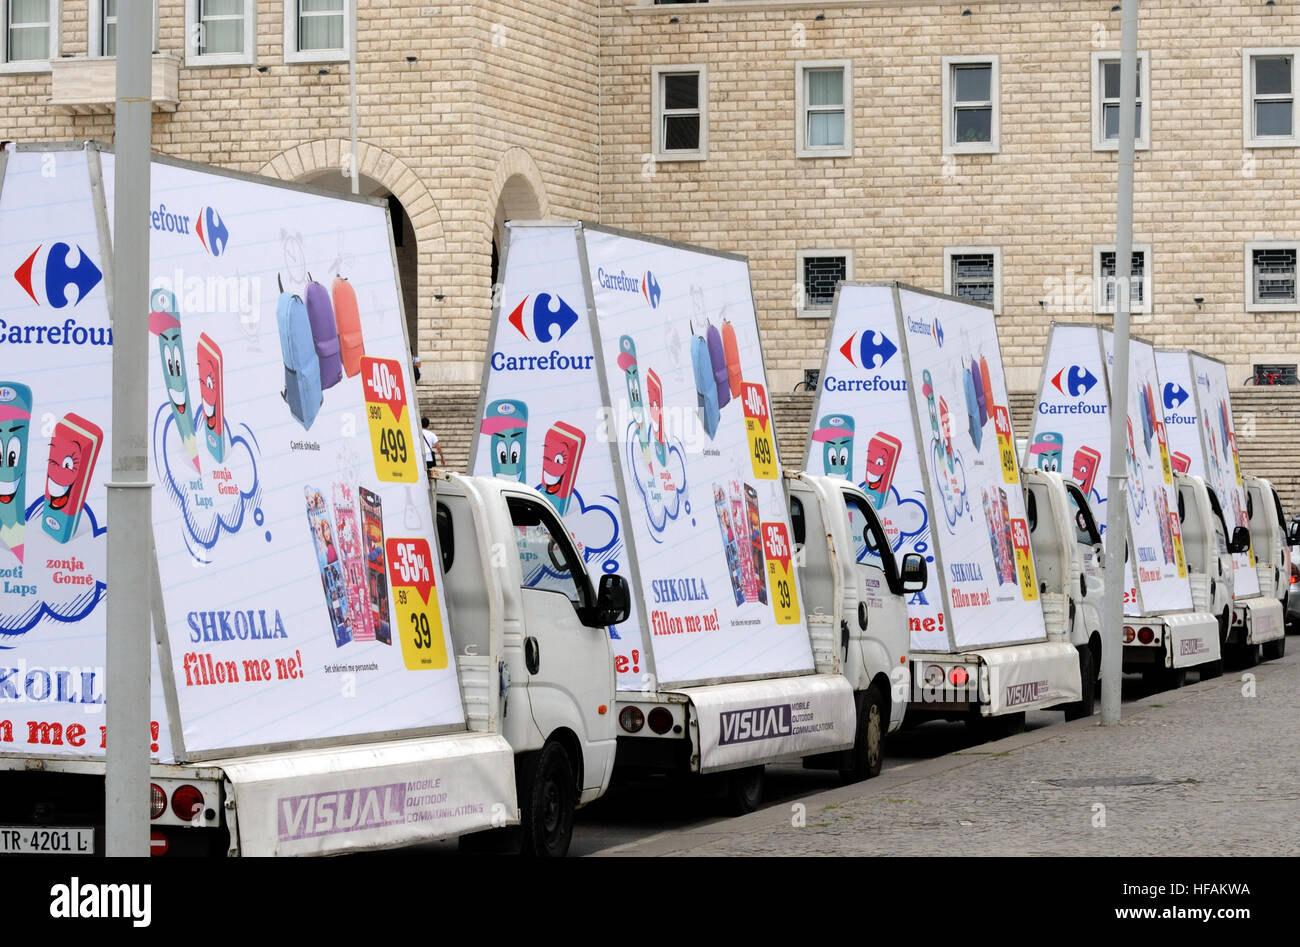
[598,650,1300,856]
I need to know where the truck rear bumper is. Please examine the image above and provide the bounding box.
[910,642,1082,716]
[1123,612,1220,669]
[1234,596,1285,645]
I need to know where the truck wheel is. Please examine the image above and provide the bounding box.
[1228,642,1261,669]
[1262,636,1286,661]
[726,766,765,815]
[840,683,886,782]
[519,741,576,858]
[1064,646,1096,721]
[1198,658,1223,680]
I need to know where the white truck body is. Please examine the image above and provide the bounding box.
[1028,324,1220,684]
[0,144,620,857]
[1243,476,1289,661]
[806,282,1081,728]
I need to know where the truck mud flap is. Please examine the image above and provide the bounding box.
[687,675,855,774]
[980,642,1081,715]
[1237,596,1285,646]
[1165,611,1221,669]
[217,733,517,856]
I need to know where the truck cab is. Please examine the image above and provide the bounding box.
[1241,476,1288,663]
[1174,472,1240,664]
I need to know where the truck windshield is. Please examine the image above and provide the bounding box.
[507,496,592,611]
[840,490,901,587]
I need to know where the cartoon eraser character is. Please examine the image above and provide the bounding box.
[1030,431,1064,473]
[864,432,902,510]
[196,333,226,463]
[0,382,32,562]
[964,367,983,451]
[541,421,586,516]
[922,370,939,438]
[149,299,201,472]
[42,413,103,544]
[1170,451,1191,475]
[481,399,528,482]
[1073,445,1102,494]
[812,413,854,479]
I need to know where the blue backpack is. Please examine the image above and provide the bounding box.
[692,333,720,439]
[277,278,323,430]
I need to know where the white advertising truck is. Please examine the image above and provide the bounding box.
[1243,475,1289,661]
[806,283,1081,738]
[1027,325,1220,688]
[1153,349,1284,666]
[0,143,626,857]
[472,222,925,808]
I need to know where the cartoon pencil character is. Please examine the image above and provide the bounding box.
[617,335,649,453]
[42,414,103,544]
[1073,445,1102,494]
[148,291,200,472]
[540,421,586,516]
[864,432,902,510]
[1031,432,1064,473]
[0,382,32,562]
[922,370,940,439]
[481,399,528,481]
[811,413,854,479]
[196,333,226,463]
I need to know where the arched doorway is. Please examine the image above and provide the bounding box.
[491,168,546,290]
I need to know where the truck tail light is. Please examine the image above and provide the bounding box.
[1123,626,1135,643]
[647,707,673,734]
[1290,562,1297,585]
[618,706,644,733]
[171,784,204,822]
[923,664,945,687]
[949,666,969,687]
[1137,626,1155,644]
[150,784,166,820]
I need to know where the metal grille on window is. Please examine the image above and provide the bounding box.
[1254,247,1297,304]
[1100,251,1145,306]
[951,254,995,305]
[803,256,846,309]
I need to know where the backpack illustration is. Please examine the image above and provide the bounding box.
[706,323,730,410]
[332,276,366,378]
[276,277,323,430]
[721,318,743,399]
[692,333,720,439]
[305,273,343,389]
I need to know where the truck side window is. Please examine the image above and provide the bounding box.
[1066,485,1101,546]
[506,496,591,611]
[841,491,900,587]
[436,502,454,573]
[789,497,806,547]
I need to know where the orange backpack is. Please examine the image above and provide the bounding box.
[332,276,366,378]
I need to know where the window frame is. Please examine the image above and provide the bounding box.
[943,246,1003,315]
[1243,48,1300,149]
[1093,243,1153,315]
[283,0,351,65]
[651,63,709,161]
[505,493,594,613]
[796,248,853,319]
[942,55,999,155]
[0,0,59,73]
[1091,50,1151,152]
[1245,240,1300,313]
[185,0,256,68]
[88,0,158,57]
[795,59,852,158]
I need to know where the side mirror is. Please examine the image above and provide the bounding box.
[1288,519,1300,546]
[1229,525,1251,555]
[587,573,631,628]
[900,553,928,593]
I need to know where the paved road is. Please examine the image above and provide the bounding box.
[594,651,1299,856]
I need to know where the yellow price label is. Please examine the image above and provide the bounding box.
[994,407,1018,484]
[762,521,800,624]
[1169,513,1188,578]
[361,356,420,483]
[1011,517,1038,601]
[1156,423,1172,485]
[386,537,448,670]
[741,382,777,481]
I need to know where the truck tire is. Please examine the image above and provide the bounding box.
[727,766,765,815]
[1228,642,1261,669]
[519,741,576,858]
[1064,645,1096,721]
[1262,636,1286,661]
[840,683,886,782]
[1198,657,1223,680]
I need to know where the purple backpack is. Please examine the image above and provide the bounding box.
[305,274,343,389]
[706,323,730,410]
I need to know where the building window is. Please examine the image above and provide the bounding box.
[942,56,999,154]
[944,247,1002,314]
[1244,50,1299,147]
[1,0,57,69]
[797,250,852,318]
[285,0,349,63]
[1246,243,1298,311]
[89,0,157,56]
[1094,245,1151,315]
[796,61,851,158]
[652,65,708,160]
[186,0,255,66]
[1092,51,1151,150]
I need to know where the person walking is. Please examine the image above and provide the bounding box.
[421,416,444,471]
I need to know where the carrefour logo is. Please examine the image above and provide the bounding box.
[1050,365,1098,397]
[150,204,231,257]
[13,242,103,308]
[932,318,944,347]
[838,330,898,369]
[1163,382,1189,410]
[507,292,581,342]
[905,316,942,346]
[597,267,661,308]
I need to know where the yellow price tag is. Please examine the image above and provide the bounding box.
[1011,517,1038,601]
[994,407,1017,484]
[1156,423,1172,485]
[361,356,420,483]
[386,537,448,670]
[762,521,800,624]
[741,382,777,481]
[1169,513,1188,578]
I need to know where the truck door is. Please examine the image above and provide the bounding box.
[839,489,908,674]
[1269,486,1289,600]
[1247,484,1280,595]
[506,494,616,782]
[1065,483,1104,633]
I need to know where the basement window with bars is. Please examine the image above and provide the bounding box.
[798,250,850,317]
[945,250,1001,312]
[1095,247,1150,314]
[1247,244,1298,310]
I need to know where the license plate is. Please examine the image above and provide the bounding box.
[0,826,95,855]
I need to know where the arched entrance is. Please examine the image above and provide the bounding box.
[488,150,549,289]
